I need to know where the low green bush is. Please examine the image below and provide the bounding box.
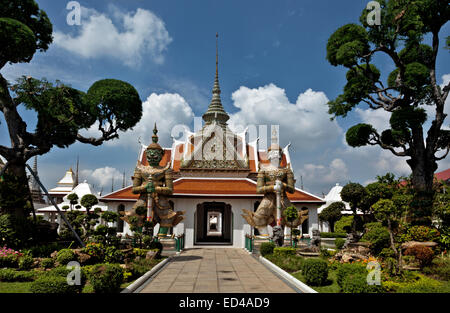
[422,257,450,281]
[104,246,124,264]
[273,247,296,257]
[401,225,440,243]
[56,249,77,265]
[30,275,79,294]
[361,225,390,255]
[396,274,448,293]
[336,263,367,288]
[88,263,124,293]
[0,254,19,268]
[0,269,36,282]
[320,232,347,238]
[335,238,345,250]
[18,255,34,270]
[82,242,105,263]
[40,258,55,269]
[341,272,384,293]
[259,242,275,257]
[148,241,163,259]
[128,258,160,280]
[301,258,328,286]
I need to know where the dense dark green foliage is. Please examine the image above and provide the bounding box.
[88,263,124,293]
[259,242,275,257]
[319,202,344,232]
[301,258,329,286]
[56,249,77,265]
[0,269,36,282]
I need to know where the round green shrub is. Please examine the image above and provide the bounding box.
[335,238,345,250]
[148,241,163,258]
[301,258,328,286]
[361,225,390,255]
[18,255,34,270]
[40,258,55,269]
[88,263,124,293]
[336,263,367,288]
[259,242,275,257]
[56,249,77,265]
[403,225,440,242]
[341,272,384,293]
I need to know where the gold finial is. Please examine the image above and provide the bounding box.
[152,123,158,144]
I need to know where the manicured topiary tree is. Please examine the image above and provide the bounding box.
[341,182,367,235]
[67,193,79,211]
[326,0,449,200]
[319,202,344,232]
[0,0,143,225]
[284,206,299,247]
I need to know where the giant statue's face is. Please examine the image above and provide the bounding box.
[267,150,282,167]
[146,148,163,166]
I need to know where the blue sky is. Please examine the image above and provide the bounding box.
[1,0,449,196]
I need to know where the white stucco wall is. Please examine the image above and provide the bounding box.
[108,200,321,246]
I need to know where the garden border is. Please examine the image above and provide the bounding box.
[121,257,172,293]
[259,256,318,293]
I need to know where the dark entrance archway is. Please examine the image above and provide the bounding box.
[195,202,232,245]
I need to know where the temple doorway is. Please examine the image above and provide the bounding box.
[194,202,232,245]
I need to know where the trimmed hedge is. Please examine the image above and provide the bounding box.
[259,242,275,257]
[30,266,86,293]
[0,269,36,282]
[320,232,347,238]
[273,247,296,257]
[301,258,328,286]
[88,263,124,293]
[40,258,55,269]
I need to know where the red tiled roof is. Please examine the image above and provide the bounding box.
[436,168,450,182]
[100,178,324,203]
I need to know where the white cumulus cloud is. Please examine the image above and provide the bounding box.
[228,84,343,152]
[54,7,172,67]
[81,166,123,190]
[82,92,194,148]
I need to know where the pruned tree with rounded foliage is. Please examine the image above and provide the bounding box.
[340,182,367,235]
[0,1,143,220]
[326,0,449,198]
[319,201,344,232]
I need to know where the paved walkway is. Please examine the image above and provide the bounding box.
[139,248,297,293]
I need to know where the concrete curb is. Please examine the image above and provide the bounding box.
[259,256,318,293]
[121,257,171,293]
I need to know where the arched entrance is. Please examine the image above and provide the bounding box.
[194,202,232,245]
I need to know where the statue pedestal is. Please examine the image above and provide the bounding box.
[158,237,178,256]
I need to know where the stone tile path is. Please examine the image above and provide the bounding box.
[139,248,297,293]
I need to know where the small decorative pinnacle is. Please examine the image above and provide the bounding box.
[152,123,159,143]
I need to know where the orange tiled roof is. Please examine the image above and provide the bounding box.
[101,178,324,203]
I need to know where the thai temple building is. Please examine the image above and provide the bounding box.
[47,168,76,204]
[100,40,325,248]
